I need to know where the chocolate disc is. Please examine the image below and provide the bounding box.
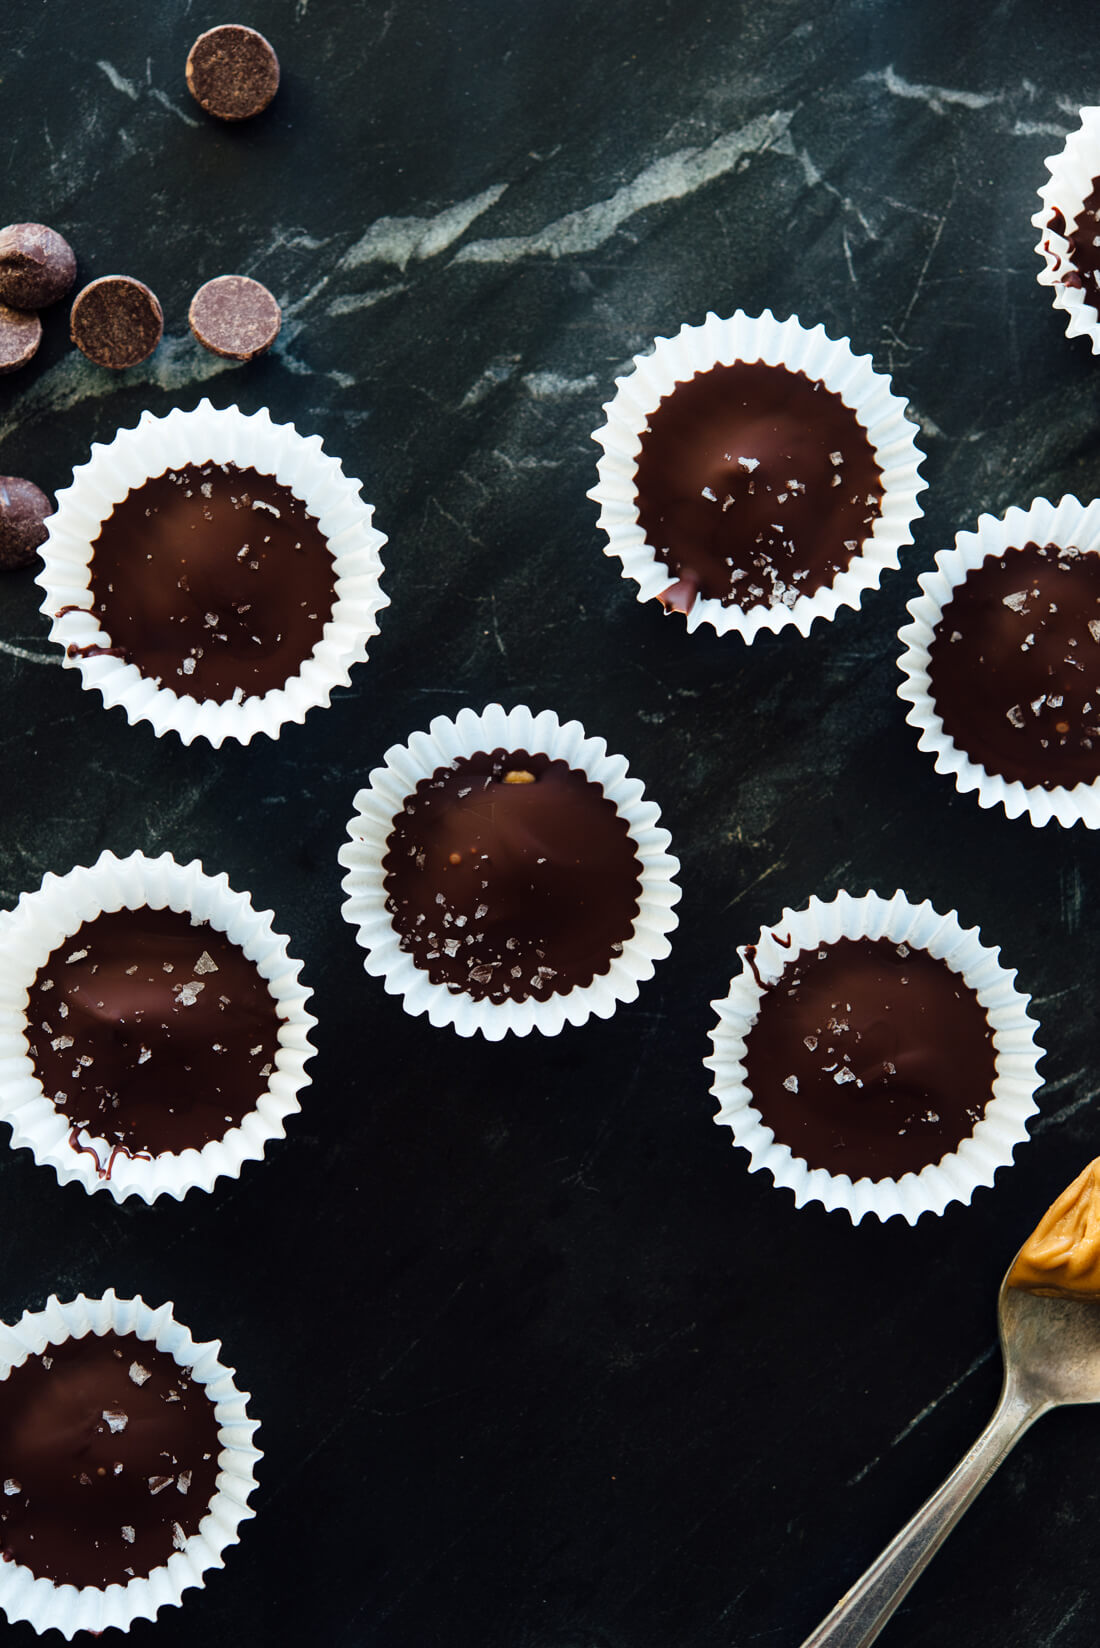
[0,1331,221,1588]
[634,361,883,612]
[742,936,995,1181]
[0,476,51,570]
[928,540,1100,790]
[189,274,281,360]
[0,301,41,374]
[383,749,641,1004]
[85,461,336,704]
[70,276,163,369]
[24,905,283,1159]
[185,24,280,121]
[0,222,76,309]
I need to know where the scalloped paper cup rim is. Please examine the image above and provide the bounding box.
[588,309,927,639]
[0,1289,260,1639]
[897,494,1100,828]
[35,399,389,746]
[705,890,1043,1225]
[338,703,681,1039]
[0,849,315,1203]
[1032,107,1100,353]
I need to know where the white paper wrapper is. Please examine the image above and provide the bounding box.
[1033,107,1100,353]
[35,399,389,746]
[338,703,681,1039]
[588,309,927,639]
[705,890,1043,1225]
[0,1289,260,1639]
[0,849,315,1203]
[897,494,1100,828]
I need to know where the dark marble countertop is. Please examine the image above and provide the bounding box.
[2,3,1100,1644]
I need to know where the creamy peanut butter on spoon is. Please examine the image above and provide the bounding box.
[1008,1157,1100,1298]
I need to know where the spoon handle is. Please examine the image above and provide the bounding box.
[800,1378,1043,1648]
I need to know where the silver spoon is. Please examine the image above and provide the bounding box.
[801,1269,1100,1648]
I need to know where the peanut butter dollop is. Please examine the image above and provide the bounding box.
[1008,1158,1100,1298]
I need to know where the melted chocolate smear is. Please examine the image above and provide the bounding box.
[88,462,335,704]
[634,362,883,611]
[0,1332,221,1589]
[743,937,995,1181]
[928,540,1100,790]
[25,906,283,1156]
[1063,178,1100,306]
[383,750,641,1004]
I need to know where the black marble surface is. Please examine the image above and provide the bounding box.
[2,2,1100,1644]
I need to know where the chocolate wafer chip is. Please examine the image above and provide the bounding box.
[189,274,281,360]
[186,25,280,121]
[70,276,163,369]
[0,223,76,309]
[0,304,42,374]
[0,477,52,571]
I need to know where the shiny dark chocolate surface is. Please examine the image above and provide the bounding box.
[383,750,641,1003]
[633,362,883,611]
[24,907,282,1158]
[0,1330,220,1589]
[743,937,995,1180]
[928,540,1100,789]
[87,463,334,704]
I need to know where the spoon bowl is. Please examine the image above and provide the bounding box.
[801,1261,1100,1648]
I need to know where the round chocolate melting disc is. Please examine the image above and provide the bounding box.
[70,276,163,370]
[0,476,52,571]
[189,274,281,360]
[186,24,280,120]
[0,222,76,309]
[0,302,41,374]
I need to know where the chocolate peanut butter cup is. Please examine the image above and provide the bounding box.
[0,850,315,1203]
[590,309,926,639]
[340,704,681,1039]
[0,1290,260,1637]
[706,891,1043,1224]
[1034,106,1100,354]
[37,401,388,746]
[899,496,1100,828]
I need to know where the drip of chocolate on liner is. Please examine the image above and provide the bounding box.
[67,1126,152,1181]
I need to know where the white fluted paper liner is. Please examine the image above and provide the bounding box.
[0,849,315,1203]
[705,890,1043,1225]
[897,494,1100,828]
[338,704,681,1039]
[35,399,388,746]
[588,309,927,639]
[1032,108,1100,353]
[0,1289,260,1638]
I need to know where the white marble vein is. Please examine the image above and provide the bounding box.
[847,1344,996,1486]
[863,65,999,115]
[0,336,241,445]
[340,184,509,273]
[454,109,795,263]
[96,60,139,100]
[0,640,61,668]
[522,371,598,399]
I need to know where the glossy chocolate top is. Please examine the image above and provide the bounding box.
[633,361,883,612]
[742,936,995,1181]
[928,540,1100,790]
[85,462,335,704]
[383,749,641,1004]
[25,906,282,1159]
[0,1330,221,1589]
